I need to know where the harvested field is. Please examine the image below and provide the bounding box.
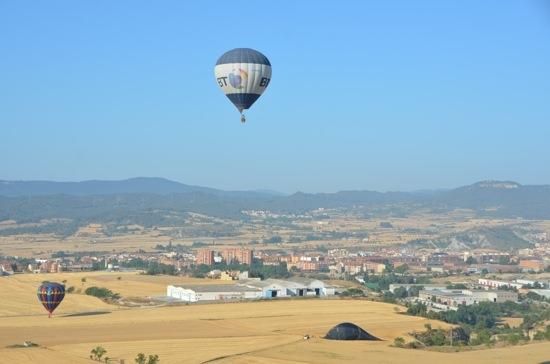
[1,272,549,363]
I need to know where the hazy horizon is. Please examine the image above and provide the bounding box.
[0,175,545,195]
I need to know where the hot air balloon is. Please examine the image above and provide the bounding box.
[37,282,65,318]
[214,48,272,123]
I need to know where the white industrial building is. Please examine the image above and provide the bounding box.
[167,284,262,302]
[477,278,523,290]
[167,278,335,302]
[418,289,518,310]
[246,278,335,298]
[389,284,447,293]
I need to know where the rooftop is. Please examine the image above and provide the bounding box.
[170,284,261,293]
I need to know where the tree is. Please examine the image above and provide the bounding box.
[147,354,160,364]
[393,287,408,299]
[135,353,160,364]
[465,256,477,265]
[526,291,544,301]
[505,333,523,345]
[263,235,282,244]
[533,325,550,340]
[446,283,467,290]
[394,264,409,275]
[85,286,119,299]
[408,285,424,297]
[521,314,539,335]
[90,346,107,361]
[341,288,365,297]
[135,353,146,364]
[382,291,397,303]
[412,326,449,347]
[146,262,177,276]
[407,302,427,316]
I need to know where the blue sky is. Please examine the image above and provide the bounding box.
[1,1,549,193]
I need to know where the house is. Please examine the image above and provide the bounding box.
[519,259,548,272]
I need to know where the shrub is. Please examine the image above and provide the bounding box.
[394,337,405,347]
[470,329,493,346]
[90,346,107,361]
[341,288,365,297]
[135,353,160,364]
[84,286,120,300]
[503,333,524,345]
[533,325,550,341]
[411,325,449,347]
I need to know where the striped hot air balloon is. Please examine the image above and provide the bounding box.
[214,48,272,123]
[37,282,65,318]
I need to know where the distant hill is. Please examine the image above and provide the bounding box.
[0,177,279,198]
[0,177,214,196]
[267,190,420,213]
[431,181,550,219]
[267,181,550,218]
[408,226,534,251]
[1,179,550,226]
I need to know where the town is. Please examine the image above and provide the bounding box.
[3,236,550,306]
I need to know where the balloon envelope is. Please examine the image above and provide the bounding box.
[37,282,65,317]
[214,48,272,114]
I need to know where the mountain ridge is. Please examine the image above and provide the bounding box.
[0,177,280,198]
[3,177,547,197]
[1,178,550,222]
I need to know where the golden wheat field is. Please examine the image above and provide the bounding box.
[1,272,549,364]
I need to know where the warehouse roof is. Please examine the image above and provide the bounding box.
[170,284,261,293]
